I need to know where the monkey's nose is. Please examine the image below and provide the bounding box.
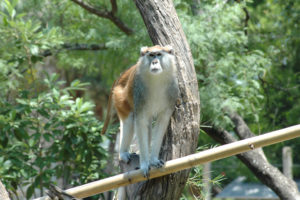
[152,59,158,64]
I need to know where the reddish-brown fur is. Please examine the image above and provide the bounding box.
[101,65,136,134]
[112,64,136,120]
[141,45,172,55]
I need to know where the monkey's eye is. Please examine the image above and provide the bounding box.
[149,53,155,57]
[157,53,162,57]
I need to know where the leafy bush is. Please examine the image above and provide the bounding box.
[0,1,107,198]
[0,74,107,198]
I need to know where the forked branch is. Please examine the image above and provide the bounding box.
[70,0,133,35]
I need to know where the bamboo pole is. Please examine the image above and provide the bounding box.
[35,125,300,200]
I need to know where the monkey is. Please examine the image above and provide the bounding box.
[101,45,179,177]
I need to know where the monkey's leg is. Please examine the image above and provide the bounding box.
[135,113,150,177]
[150,109,173,168]
[119,113,134,163]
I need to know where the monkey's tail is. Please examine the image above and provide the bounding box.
[101,80,117,135]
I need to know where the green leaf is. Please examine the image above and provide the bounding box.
[29,45,39,55]
[20,169,28,178]
[2,16,9,26]
[43,133,52,142]
[75,98,83,110]
[4,0,13,16]
[70,79,81,87]
[11,9,16,19]
[79,102,94,113]
[16,98,28,105]
[26,184,34,199]
[3,160,12,170]
[38,109,50,118]
[66,123,77,129]
[9,110,16,120]
[28,138,35,147]
[52,88,60,99]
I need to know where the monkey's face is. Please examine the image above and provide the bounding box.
[148,52,164,74]
[140,45,175,75]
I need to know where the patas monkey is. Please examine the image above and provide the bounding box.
[102,45,179,177]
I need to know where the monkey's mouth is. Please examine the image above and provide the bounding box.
[150,67,163,74]
[151,68,159,72]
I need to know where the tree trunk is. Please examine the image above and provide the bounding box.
[0,181,10,200]
[119,1,200,199]
[205,112,300,200]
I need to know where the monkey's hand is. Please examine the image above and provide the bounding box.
[150,158,165,168]
[119,152,131,163]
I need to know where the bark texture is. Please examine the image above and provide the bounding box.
[205,112,300,200]
[119,1,200,199]
[0,181,10,200]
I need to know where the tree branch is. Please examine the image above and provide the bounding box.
[7,43,107,76]
[70,0,133,35]
[242,7,250,35]
[227,111,255,139]
[204,114,300,200]
[110,0,118,14]
[41,43,107,57]
[70,0,110,18]
[62,43,107,51]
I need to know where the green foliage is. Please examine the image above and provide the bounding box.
[0,0,148,197]
[247,0,300,178]
[181,165,225,200]
[0,0,64,94]
[0,74,107,198]
[45,0,150,85]
[0,1,107,198]
[178,0,271,128]
[176,0,300,190]
[248,0,300,131]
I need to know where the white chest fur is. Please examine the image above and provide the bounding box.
[143,73,173,118]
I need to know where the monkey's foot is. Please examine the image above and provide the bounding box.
[140,162,150,179]
[119,152,131,163]
[150,158,165,168]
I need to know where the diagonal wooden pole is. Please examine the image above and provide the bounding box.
[35,125,300,200]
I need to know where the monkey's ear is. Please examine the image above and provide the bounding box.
[140,46,148,56]
[164,45,174,55]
